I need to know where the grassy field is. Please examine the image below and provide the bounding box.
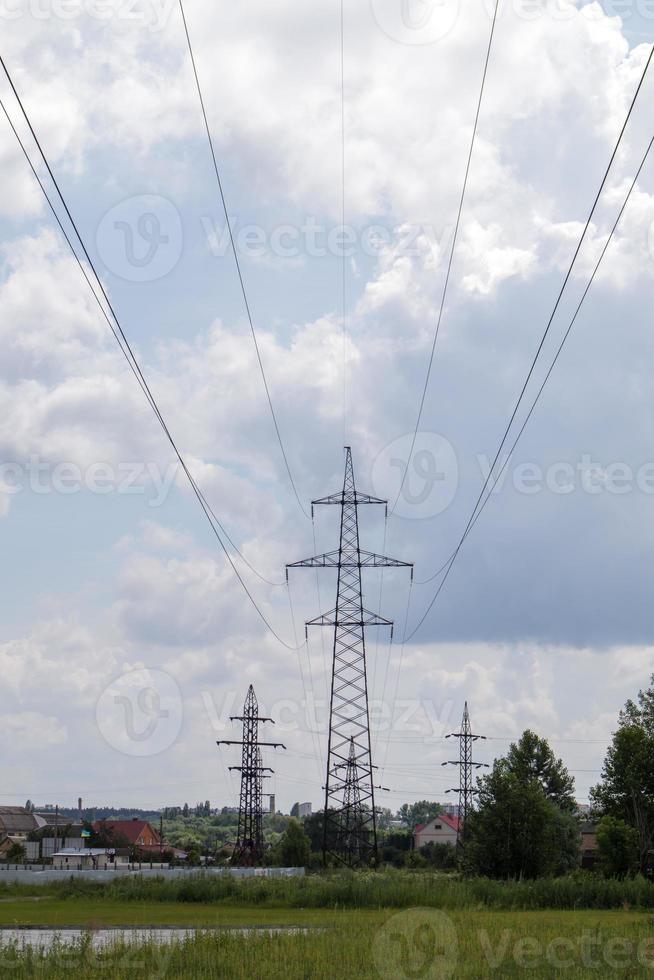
[0,908,653,977]
[4,869,654,909]
[2,874,654,977]
[0,896,363,928]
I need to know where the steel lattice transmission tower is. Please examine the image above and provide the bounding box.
[442,701,488,848]
[335,736,365,863]
[287,447,413,867]
[217,685,285,866]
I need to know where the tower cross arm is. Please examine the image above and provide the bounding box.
[286,550,340,573]
[229,767,274,775]
[229,715,276,724]
[217,740,286,749]
[311,490,387,514]
[306,607,393,629]
[359,550,413,573]
[286,549,413,578]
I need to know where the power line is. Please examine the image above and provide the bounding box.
[389,0,500,514]
[340,0,347,449]
[454,133,654,556]
[286,579,325,776]
[405,48,654,638]
[177,0,310,520]
[406,129,654,636]
[376,579,413,770]
[0,97,273,599]
[0,58,297,650]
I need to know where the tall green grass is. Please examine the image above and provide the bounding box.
[2,871,654,911]
[2,911,654,978]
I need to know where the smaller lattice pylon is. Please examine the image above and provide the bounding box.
[217,684,286,866]
[334,737,367,866]
[441,702,488,849]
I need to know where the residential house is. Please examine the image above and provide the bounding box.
[0,836,28,859]
[52,848,124,871]
[0,806,47,839]
[413,813,460,849]
[92,818,161,850]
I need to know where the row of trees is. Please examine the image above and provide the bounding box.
[590,675,654,876]
[452,675,654,879]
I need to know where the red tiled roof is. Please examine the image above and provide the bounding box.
[439,813,461,832]
[92,820,160,845]
[414,813,461,834]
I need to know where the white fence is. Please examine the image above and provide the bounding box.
[0,867,305,884]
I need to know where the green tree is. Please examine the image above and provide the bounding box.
[398,801,443,828]
[6,842,26,862]
[303,810,339,854]
[278,819,311,867]
[377,808,393,832]
[420,841,458,870]
[591,677,654,874]
[596,816,639,878]
[466,733,579,879]
[505,730,576,811]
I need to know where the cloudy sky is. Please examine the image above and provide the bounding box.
[1,0,654,814]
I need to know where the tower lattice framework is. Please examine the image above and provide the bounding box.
[217,684,285,866]
[335,736,366,863]
[287,447,412,866]
[442,701,487,849]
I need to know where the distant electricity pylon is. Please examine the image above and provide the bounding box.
[217,685,285,866]
[287,447,413,867]
[335,736,366,863]
[442,701,488,849]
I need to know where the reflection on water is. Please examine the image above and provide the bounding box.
[0,927,309,949]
